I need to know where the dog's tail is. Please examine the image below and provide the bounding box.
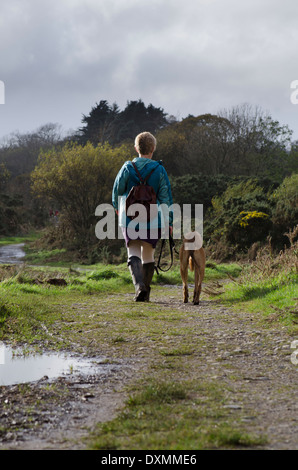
[189,255,194,272]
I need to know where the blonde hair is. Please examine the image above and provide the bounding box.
[135,132,157,155]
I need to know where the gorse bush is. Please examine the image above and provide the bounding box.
[170,174,249,215]
[270,173,298,245]
[203,171,298,259]
[239,211,270,228]
[204,179,274,258]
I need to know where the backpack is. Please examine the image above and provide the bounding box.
[126,161,158,222]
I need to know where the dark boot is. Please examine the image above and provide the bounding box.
[128,256,147,301]
[143,262,155,302]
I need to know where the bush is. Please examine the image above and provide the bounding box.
[204,179,274,259]
[31,141,132,258]
[270,173,298,246]
[171,174,240,214]
[0,193,26,235]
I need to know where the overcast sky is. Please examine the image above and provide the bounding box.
[0,0,298,141]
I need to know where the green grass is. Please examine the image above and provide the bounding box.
[218,268,298,330]
[0,258,241,295]
[150,261,242,285]
[0,256,284,449]
[0,262,268,450]
[23,248,68,265]
[127,381,188,406]
[89,379,266,450]
[20,236,242,281]
[0,232,39,246]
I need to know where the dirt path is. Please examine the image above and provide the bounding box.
[0,286,297,450]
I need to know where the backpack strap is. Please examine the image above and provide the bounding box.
[131,162,144,183]
[132,161,158,185]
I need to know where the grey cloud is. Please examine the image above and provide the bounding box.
[0,0,297,140]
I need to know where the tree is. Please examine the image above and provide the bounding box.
[116,100,168,142]
[218,104,293,179]
[0,124,65,233]
[0,123,64,177]
[78,99,168,146]
[155,124,189,176]
[155,114,234,176]
[0,162,10,191]
[79,100,120,146]
[287,141,298,174]
[0,163,26,235]
[181,114,235,175]
[31,142,131,247]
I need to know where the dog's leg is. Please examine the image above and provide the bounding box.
[181,263,189,303]
[179,247,189,303]
[183,281,189,303]
[193,249,205,305]
[193,261,200,305]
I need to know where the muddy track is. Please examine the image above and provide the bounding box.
[0,286,297,450]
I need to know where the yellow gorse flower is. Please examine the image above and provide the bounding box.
[239,211,269,228]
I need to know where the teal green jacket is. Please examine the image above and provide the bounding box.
[112,157,173,229]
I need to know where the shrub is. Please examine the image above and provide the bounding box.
[270,173,298,246]
[31,141,132,258]
[204,179,273,258]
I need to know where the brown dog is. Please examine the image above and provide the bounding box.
[179,231,205,305]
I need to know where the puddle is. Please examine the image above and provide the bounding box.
[0,343,100,386]
[0,243,26,264]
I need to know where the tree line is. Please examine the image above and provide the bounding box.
[77,100,297,181]
[0,99,297,261]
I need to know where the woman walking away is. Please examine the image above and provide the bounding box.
[112,132,173,302]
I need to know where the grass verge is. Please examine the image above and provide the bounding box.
[0,232,39,246]
[217,235,298,332]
